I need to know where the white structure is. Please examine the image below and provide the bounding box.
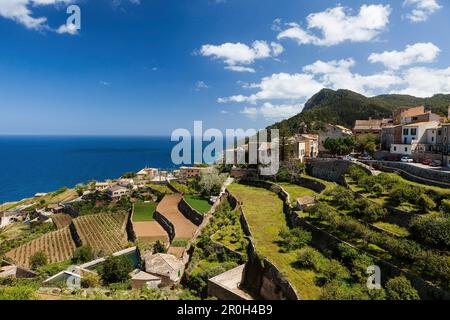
[390,121,440,155]
[137,168,159,180]
[130,269,162,289]
[144,253,185,286]
[107,185,129,200]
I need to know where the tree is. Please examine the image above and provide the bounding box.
[385,276,420,300]
[278,227,312,252]
[30,251,47,270]
[324,137,356,156]
[440,199,450,215]
[153,240,167,254]
[356,134,379,155]
[196,170,227,196]
[410,215,450,249]
[72,246,94,263]
[99,255,133,285]
[75,184,85,197]
[418,194,436,213]
[122,172,137,179]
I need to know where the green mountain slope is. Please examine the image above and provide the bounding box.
[268,89,450,136]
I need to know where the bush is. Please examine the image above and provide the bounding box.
[30,251,47,270]
[410,215,450,249]
[99,255,133,285]
[278,227,312,252]
[354,200,386,222]
[0,286,37,300]
[153,240,167,254]
[440,199,450,215]
[326,186,355,210]
[297,247,327,270]
[81,272,102,288]
[385,276,420,300]
[418,194,436,213]
[72,246,94,263]
[347,165,368,181]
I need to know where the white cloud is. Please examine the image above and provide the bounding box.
[199,41,283,72]
[277,4,391,46]
[195,81,209,91]
[369,42,440,70]
[403,0,442,22]
[241,102,303,121]
[0,0,73,31]
[219,58,402,103]
[0,1,140,33]
[219,72,323,103]
[56,21,78,35]
[395,66,450,97]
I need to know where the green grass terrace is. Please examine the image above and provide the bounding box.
[277,182,316,205]
[228,183,322,299]
[184,195,212,215]
[132,202,157,222]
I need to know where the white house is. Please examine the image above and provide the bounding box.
[390,121,440,155]
[144,253,185,286]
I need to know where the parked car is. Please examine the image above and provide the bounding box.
[421,159,432,166]
[431,160,442,167]
[359,155,372,160]
[401,157,414,163]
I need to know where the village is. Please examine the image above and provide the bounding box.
[1,105,450,301]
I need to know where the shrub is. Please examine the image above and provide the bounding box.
[440,199,450,215]
[0,286,37,300]
[348,165,368,181]
[99,255,133,285]
[326,186,355,210]
[278,227,312,252]
[385,276,420,300]
[153,240,167,254]
[297,247,327,270]
[30,251,47,270]
[417,194,436,213]
[410,215,450,249]
[72,246,94,263]
[354,200,386,222]
[81,272,102,288]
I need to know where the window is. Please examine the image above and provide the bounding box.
[405,147,408,152]
[411,128,417,136]
[403,128,409,135]
[393,146,397,151]
[432,137,434,142]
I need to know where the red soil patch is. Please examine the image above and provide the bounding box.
[156,194,197,239]
[133,221,168,242]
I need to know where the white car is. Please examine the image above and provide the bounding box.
[401,157,414,163]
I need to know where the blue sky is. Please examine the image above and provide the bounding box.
[0,0,449,135]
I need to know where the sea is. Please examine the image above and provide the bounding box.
[0,136,181,204]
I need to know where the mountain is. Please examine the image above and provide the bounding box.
[268,89,450,136]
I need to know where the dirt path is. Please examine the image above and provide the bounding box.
[156,194,197,240]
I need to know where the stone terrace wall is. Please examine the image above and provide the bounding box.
[227,190,299,300]
[367,161,450,189]
[153,211,175,242]
[307,159,372,185]
[178,198,204,226]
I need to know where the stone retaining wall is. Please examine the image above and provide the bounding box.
[227,190,299,300]
[307,159,373,185]
[153,211,175,242]
[367,161,450,188]
[178,198,204,226]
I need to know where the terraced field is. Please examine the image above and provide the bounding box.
[228,183,322,299]
[5,227,76,268]
[73,212,130,255]
[51,214,73,229]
